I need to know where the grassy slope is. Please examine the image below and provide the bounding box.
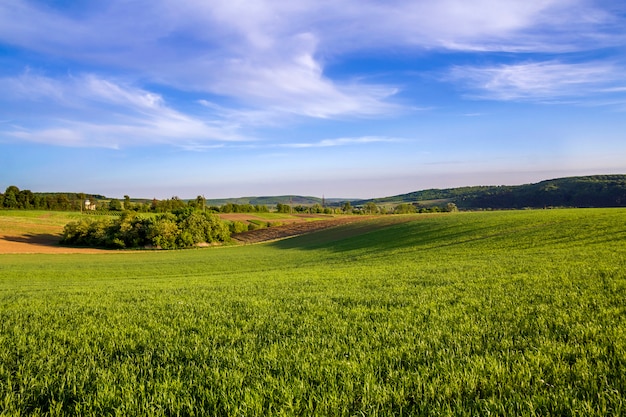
[0,210,82,235]
[0,209,625,415]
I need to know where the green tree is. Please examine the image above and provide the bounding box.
[61,219,92,246]
[116,211,148,247]
[364,202,378,214]
[78,193,87,213]
[56,195,72,210]
[276,203,291,213]
[229,221,249,234]
[3,186,19,208]
[17,189,34,209]
[310,203,324,213]
[394,203,416,214]
[203,212,230,242]
[148,214,180,249]
[109,199,123,211]
[195,195,206,212]
[342,201,352,213]
[221,203,235,213]
[178,211,209,245]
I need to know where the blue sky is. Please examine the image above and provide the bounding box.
[1,0,625,199]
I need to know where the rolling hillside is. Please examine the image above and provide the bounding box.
[352,174,626,209]
[204,195,345,207]
[202,175,626,210]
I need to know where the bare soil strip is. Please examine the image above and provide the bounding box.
[231,216,391,244]
[0,233,107,254]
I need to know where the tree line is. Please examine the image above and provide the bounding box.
[2,185,462,217]
[0,186,268,213]
[0,186,104,211]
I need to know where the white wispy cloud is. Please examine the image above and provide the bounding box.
[394,0,624,52]
[283,136,402,149]
[3,69,68,103]
[0,1,403,120]
[8,127,92,148]
[6,0,617,54]
[0,72,245,147]
[2,0,622,116]
[448,61,626,102]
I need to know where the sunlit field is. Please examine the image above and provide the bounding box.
[1,209,625,416]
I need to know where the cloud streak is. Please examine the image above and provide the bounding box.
[0,72,245,147]
[448,60,626,102]
[283,136,402,149]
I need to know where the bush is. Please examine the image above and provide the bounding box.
[147,214,180,249]
[394,203,416,214]
[229,221,249,234]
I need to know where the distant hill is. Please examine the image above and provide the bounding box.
[352,175,626,209]
[205,195,345,207]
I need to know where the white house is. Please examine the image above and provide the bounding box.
[84,199,96,211]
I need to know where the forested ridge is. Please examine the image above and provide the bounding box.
[354,175,626,209]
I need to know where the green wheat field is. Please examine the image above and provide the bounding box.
[1,209,625,416]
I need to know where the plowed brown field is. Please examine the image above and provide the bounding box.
[231,217,372,244]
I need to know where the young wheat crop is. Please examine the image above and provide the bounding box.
[0,209,624,416]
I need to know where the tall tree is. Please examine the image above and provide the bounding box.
[196,195,206,212]
[109,199,123,211]
[364,202,378,214]
[3,186,20,208]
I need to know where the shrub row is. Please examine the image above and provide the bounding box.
[61,209,230,249]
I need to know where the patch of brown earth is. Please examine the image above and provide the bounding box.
[0,233,107,254]
[219,213,317,224]
[231,216,377,244]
